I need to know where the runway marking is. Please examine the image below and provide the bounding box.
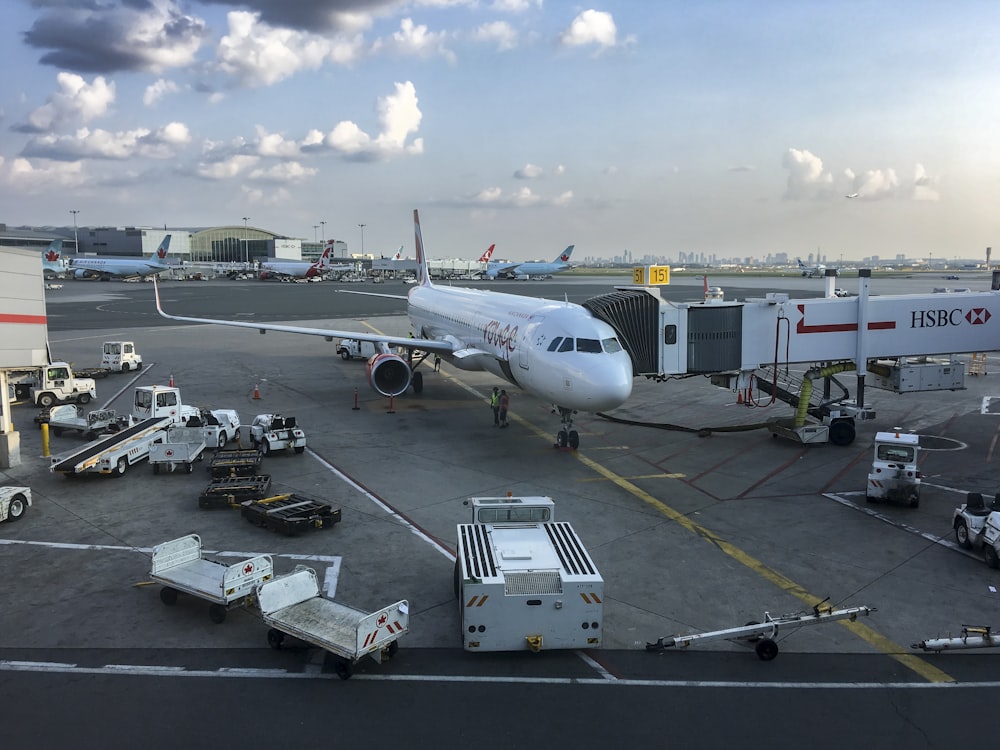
[579,472,686,482]
[0,659,992,688]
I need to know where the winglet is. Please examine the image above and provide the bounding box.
[413,209,432,287]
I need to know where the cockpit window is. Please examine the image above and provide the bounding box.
[576,338,602,353]
[547,337,563,352]
[558,338,574,352]
[602,337,623,353]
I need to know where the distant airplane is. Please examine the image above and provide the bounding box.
[796,258,837,278]
[477,244,496,263]
[69,235,175,281]
[259,243,351,281]
[486,245,575,280]
[40,239,67,279]
[846,193,859,199]
[153,210,633,448]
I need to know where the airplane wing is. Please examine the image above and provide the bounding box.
[152,278,455,355]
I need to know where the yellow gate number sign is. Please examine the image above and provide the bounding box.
[632,266,671,285]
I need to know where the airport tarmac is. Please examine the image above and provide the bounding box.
[3,274,1000,745]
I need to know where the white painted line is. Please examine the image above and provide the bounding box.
[0,538,341,564]
[575,651,617,681]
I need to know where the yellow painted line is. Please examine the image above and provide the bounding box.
[579,472,686,482]
[357,326,952,682]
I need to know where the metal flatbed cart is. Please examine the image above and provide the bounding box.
[198,475,272,509]
[256,566,408,679]
[241,493,342,535]
[209,448,263,478]
[150,534,273,623]
[645,599,875,661]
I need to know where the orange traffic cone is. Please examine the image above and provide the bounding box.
[169,372,175,387]
[253,383,261,400]
[736,390,743,404]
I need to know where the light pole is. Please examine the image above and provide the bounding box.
[70,209,80,254]
[313,225,319,243]
[320,220,327,245]
[242,217,250,265]
[358,223,366,256]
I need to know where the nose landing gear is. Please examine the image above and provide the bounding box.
[554,407,579,450]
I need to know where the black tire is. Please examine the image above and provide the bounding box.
[828,419,855,446]
[340,350,350,360]
[208,604,227,624]
[260,440,270,456]
[956,520,972,549]
[51,426,64,437]
[412,371,423,394]
[6,493,28,521]
[556,430,568,448]
[84,431,97,441]
[453,559,461,600]
[186,462,194,474]
[153,463,160,475]
[136,361,142,370]
[335,660,353,680]
[908,493,920,509]
[160,587,178,606]
[865,494,878,504]
[77,393,92,405]
[985,546,999,569]
[568,430,580,450]
[267,629,285,649]
[234,429,241,444]
[387,641,399,658]
[294,446,305,454]
[113,457,128,477]
[38,393,55,409]
[755,638,779,661]
[217,432,227,448]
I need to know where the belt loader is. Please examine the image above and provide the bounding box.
[50,417,170,477]
[454,496,603,652]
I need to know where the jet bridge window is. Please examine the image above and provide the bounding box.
[478,506,551,524]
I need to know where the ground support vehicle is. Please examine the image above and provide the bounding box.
[913,625,1000,652]
[101,341,142,372]
[49,417,170,477]
[22,363,98,408]
[337,339,379,360]
[150,534,273,624]
[0,487,31,523]
[183,408,241,449]
[198,475,272,509]
[455,496,604,652]
[256,566,408,679]
[866,431,921,507]
[132,386,239,450]
[241,493,342,535]
[952,492,1000,566]
[149,427,207,474]
[646,599,875,661]
[209,448,262,478]
[35,404,127,440]
[249,414,306,455]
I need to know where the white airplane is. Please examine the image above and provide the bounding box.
[40,239,67,279]
[259,242,350,281]
[846,193,859,199]
[796,258,835,278]
[486,245,575,280]
[153,210,634,448]
[70,235,175,281]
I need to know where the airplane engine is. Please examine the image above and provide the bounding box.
[366,352,411,397]
[73,269,96,279]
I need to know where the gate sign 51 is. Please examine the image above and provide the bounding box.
[633,266,671,286]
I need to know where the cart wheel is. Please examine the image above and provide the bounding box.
[186,462,194,474]
[160,587,178,606]
[208,604,227,624]
[955,520,972,549]
[908,493,920,509]
[77,393,92,405]
[387,641,399,658]
[335,660,353,680]
[153,463,160,475]
[52,426,64,437]
[261,441,270,456]
[5,493,28,521]
[113,457,128,477]
[755,638,779,661]
[294,446,305,454]
[267,629,285,649]
[84,431,96,441]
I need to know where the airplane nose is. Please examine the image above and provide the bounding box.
[588,357,633,411]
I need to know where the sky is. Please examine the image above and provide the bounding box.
[1,1,998,263]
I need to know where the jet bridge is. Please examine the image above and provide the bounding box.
[585,269,1000,443]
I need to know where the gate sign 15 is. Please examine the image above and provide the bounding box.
[633,266,671,286]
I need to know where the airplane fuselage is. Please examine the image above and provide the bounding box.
[407,285,632,411]
[70,258,171,278]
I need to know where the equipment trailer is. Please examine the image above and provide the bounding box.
[645,599,875,661]
[150,534,273,623]
[37,404,126,440]
[198,474,272,509]
[257,566,408,679]
[209,448,263,478]
[149,427,207,474]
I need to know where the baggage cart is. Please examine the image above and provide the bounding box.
[209,448,263,478]
[256,566,408,679]
[150,534,273,623]
[198,474,272,509]
[149,427,207,474]
[241,493,342,535]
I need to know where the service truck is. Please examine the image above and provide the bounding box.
[133,385,240,448]
[337,339,379,360]
[952,492,1000,567]
[0,487,31,523]
[866,431,921,507]
[101,341,142,372]
[454,496,604,652]
[18,363,98,408]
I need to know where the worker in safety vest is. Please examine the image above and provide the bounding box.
[490,387,500,427]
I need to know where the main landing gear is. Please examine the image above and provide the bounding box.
[554,406,579,450]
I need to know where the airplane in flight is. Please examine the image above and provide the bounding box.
[153,210,633,448]
[259,242,351,281]
[796,258,837,278]
[40,239,67,279]
[486,245,575,280]
[69,235,176,281]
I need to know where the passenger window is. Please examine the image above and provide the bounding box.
[547,337,563,352]
[558,338,574,352]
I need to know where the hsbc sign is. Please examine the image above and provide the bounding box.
[911,307,992,328]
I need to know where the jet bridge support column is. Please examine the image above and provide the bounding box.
[855,269,872,412]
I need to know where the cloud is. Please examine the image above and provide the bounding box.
[248,161,318,183]
[23,0,208,74]
[196,154,260,180]
[461,186,573,207]
[20,73,115,133]
[560,10,618,49]
[22,123,191,161]
[490,0,543,11]
[2,157,87,193]
[514,163,543,179]
[782,148,833,199]
[144,79,181,107]
[472,21,518,51]
[786,149,940,202]
[912,163,940,201]
[372,18,456,64]
[200,0,396,34]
